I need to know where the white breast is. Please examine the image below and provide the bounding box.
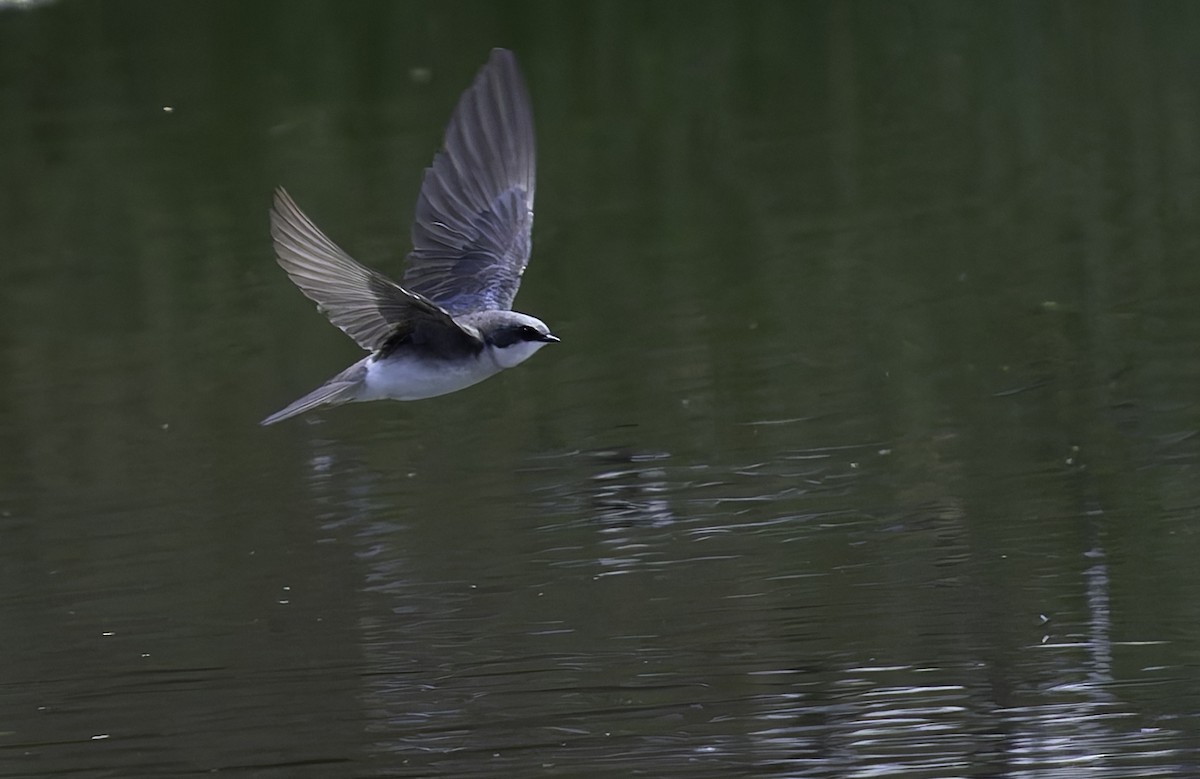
[361,353,503,401]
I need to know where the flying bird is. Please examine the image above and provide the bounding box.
[261,48,556,426]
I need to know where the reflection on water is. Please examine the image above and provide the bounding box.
[561,449,677,529]
[2,1,1200,777]
[278,435,1193,777]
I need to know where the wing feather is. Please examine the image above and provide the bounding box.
[270,188,478,354]
[403,48,536,314]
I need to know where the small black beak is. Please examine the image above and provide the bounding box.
[540,332,561,344]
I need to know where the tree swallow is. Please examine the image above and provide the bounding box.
[261,49,557,426]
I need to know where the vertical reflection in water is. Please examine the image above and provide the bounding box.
[1084,507,1113,689]
[999,500,1143,777]
[580,449,677,575]
[587,450,676,528]
[301,431,383,532]
[291,430,436,754]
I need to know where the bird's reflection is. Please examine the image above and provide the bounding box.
[575,448,676,528]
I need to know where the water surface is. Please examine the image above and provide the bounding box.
[2,2,1199,776]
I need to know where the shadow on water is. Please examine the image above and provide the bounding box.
[1,0,1200,776]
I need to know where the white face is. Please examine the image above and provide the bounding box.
[493,337,552,368]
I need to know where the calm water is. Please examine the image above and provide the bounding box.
[3,2,1200,777]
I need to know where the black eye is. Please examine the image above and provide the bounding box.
[519,325,538,339]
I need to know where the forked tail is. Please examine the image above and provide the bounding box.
[260,364,366,426]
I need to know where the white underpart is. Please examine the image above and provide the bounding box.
[360,342,550,401]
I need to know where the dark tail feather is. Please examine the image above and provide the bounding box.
[260,371,363,426]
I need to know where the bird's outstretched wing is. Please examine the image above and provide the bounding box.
[403,48,536,315]
[270,188,480,355]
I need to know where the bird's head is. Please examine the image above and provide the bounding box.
[475,311,559,368]
[470,309,559,367]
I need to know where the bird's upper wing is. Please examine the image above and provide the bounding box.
[402,48,536,315]
[270,188,480,354]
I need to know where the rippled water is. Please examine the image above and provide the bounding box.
[3,2,1200,777]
